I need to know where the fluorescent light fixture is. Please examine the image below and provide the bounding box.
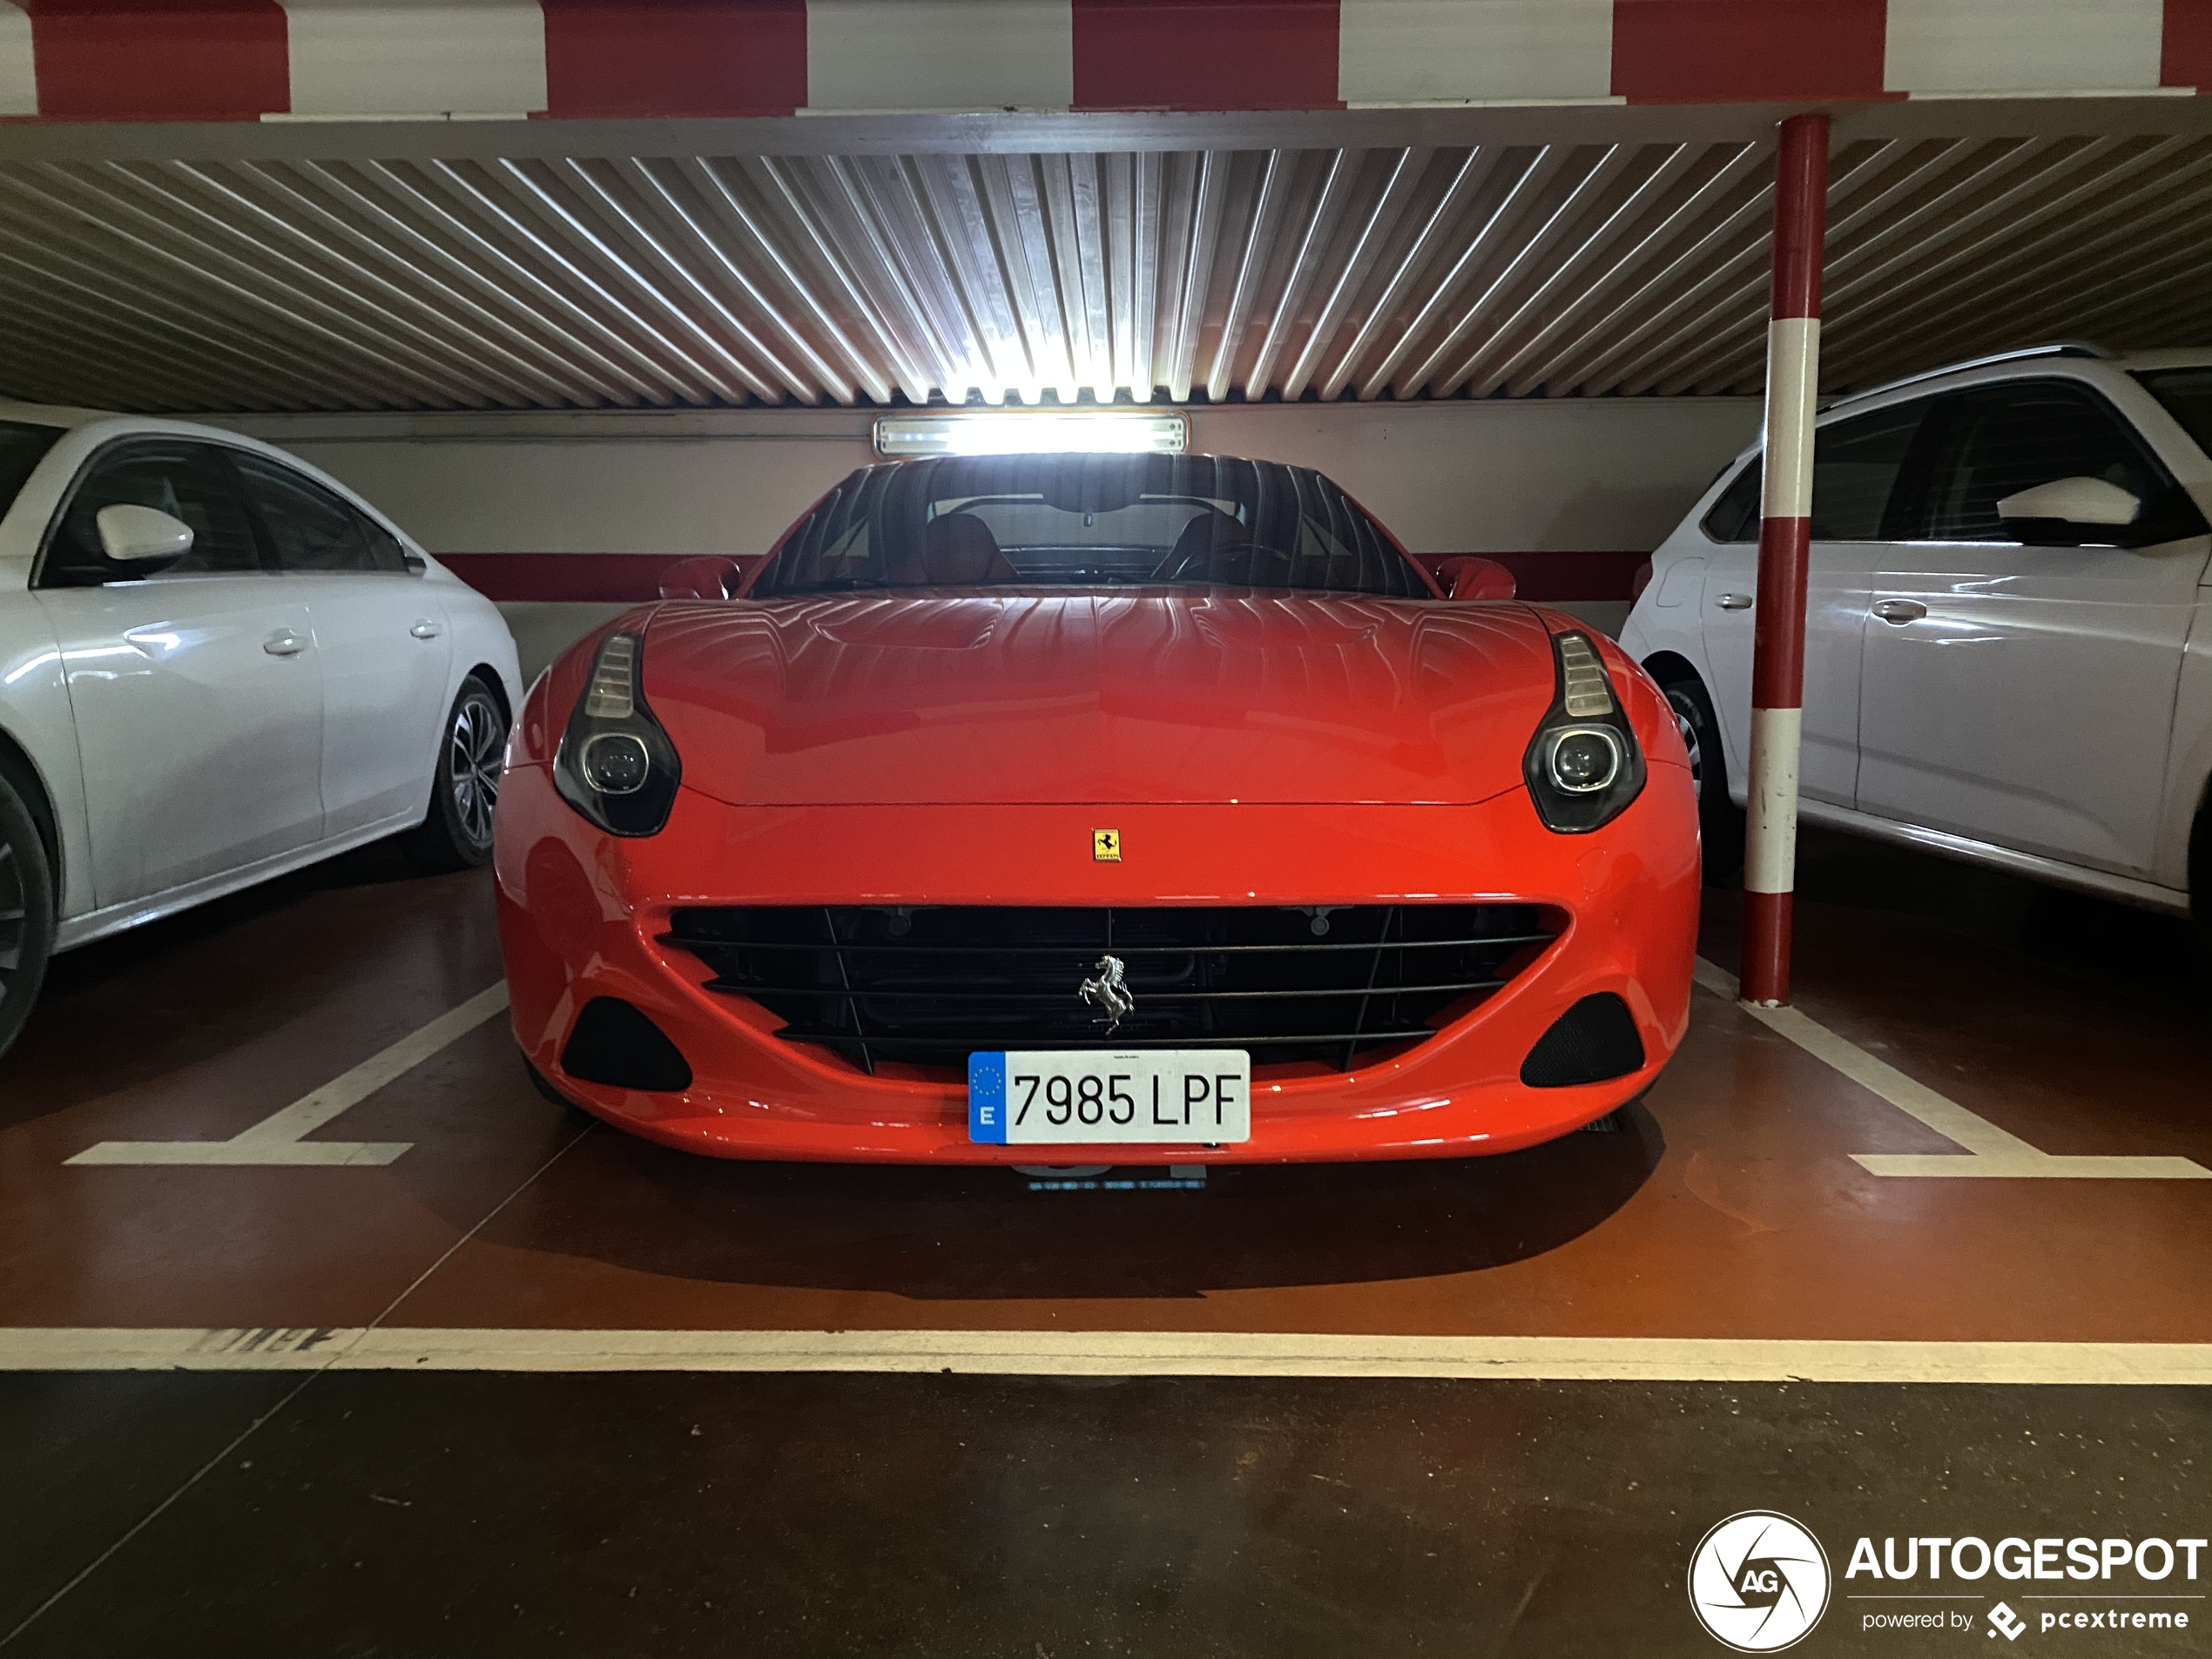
[873,410,1188,458]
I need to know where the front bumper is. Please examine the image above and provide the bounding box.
[493,765,1700,1163]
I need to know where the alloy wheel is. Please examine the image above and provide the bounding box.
[448,692,503,851]
[0,840,24,993]
[1665,688,1704,801]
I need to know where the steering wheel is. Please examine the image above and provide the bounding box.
[1150,542,1298,585]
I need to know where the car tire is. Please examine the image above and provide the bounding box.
[0,774,57,1062]
[1659,672,1745,884]
[2190,789,2211,976]
[523,1054,592,1118]
[401,675,508,873]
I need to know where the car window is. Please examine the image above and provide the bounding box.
[44,440,264,585]
[1905,381,2175,543]
[1700,400,1930,543]
[234,454,409,574]
[357,514,413,571]
[0,422,63,526]
[1702,460,1761,543]
[2133,366,2212,460]
[757,455,1428,598]
[1810,401,1926,539]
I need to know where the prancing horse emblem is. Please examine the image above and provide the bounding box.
[1078,955,1134,1033]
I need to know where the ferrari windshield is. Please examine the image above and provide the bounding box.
[755,454,1429,598]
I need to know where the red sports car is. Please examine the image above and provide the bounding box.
[495,453,1698,1163]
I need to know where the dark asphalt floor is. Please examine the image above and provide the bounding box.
[3,1371,2207,1657]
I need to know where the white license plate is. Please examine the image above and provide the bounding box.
[968,1050,1252,1145]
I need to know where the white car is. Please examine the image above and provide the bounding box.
[1621,343,2212,944]
[0,402,523,1051]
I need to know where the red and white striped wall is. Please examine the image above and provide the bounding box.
[0,0,2208,124]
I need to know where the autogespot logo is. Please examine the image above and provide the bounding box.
[1689,1511,1833,1652]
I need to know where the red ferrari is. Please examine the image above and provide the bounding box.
[495,453,1698,1163]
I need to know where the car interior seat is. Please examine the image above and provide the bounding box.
[914,513,1018,584]
[1153,509,1254,583]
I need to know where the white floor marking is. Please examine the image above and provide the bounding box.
[64,985,509,1168]
[0,1325,2208,1384]
[0,1126,595,1654]
[1692,958,2209,1180]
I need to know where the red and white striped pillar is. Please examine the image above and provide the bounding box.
[1740,111,1829,1008]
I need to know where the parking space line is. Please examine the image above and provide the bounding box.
[64,985,509,1168]
[0,1326,2208,1384]
[1,1122,590,1652]
[51,961,2202,1180]
[1692,959,2210,1180]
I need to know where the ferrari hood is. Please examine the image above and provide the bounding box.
[643,592,1561,807]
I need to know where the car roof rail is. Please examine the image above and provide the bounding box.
[1824,341,2114,408]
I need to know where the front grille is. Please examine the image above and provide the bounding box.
[663,904,1561,1074]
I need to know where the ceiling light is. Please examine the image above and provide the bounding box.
[873,410,1188,458]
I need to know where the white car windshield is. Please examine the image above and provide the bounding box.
[2135,367,2212,462]
[0,421,62,523]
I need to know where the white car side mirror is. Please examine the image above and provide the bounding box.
[95,503,196,565]
[1996,475,2141,530]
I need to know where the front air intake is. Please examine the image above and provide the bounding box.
[665,903,1561,1076]
[560,997,693,1092]
[1520,993,1645,1088]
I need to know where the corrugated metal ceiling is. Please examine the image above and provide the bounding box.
[0,134,2208,414]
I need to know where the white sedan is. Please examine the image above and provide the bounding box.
[1622,343,2212,945]
[0,402,522,1051]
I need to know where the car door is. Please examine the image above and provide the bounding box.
[1696,398,1930,806]
[32,438,324,909]
[1856,378,2212,876]
[231,452,453,839]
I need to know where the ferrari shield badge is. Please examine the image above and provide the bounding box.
[1092,828,1121,861]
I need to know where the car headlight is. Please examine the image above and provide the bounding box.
[1522,631,1646,833]
[553,631,681,836]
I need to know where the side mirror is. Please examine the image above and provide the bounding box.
[658,556,742,601]
[1997,476,2141,545]
[95,503,194,569]
[1431,555,1517,601]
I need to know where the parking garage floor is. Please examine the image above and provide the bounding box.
[2,833,2208,1655]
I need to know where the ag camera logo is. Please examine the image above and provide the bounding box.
[1689,1511,1832,1652]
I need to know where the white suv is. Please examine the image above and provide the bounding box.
[0,403,523,1054]
[1620,344,2212,943]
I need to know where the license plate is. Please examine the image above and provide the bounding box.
[968,1050,1252,1145]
